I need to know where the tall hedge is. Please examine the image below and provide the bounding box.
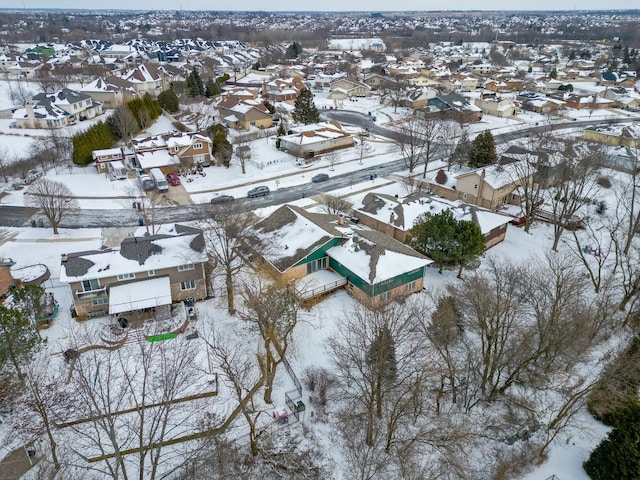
[72,121,116,166]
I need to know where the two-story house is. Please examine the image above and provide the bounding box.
[13,88,103,129]
[60,225,208,320]
[122,63,167,97]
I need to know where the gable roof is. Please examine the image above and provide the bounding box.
[60,225,206,281]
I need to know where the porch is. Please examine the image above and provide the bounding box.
[290,269,347,301]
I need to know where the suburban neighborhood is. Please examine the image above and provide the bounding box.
[0,7,640,480]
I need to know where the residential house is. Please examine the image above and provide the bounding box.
[264,77,304,103]
[327,78,372,99]
[122,63,167,97]
[216,96,273,131]
[420,93,482,123]
[0,257,15,301]
[81,75,137,108]
[279,121,354,158]
[131,131,213,172]
[583,125,640,149]
[474,96,518,118]
[244,205,432,308]
[354,192,510,248]
[59,224,208,320]
[13,88,103,129]
[400,88,436,109]
[92,147,126,175]
[430,160,533,210]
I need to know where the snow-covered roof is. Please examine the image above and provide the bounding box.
[326,230,432,284]
[136,150,180,170]
[60,226,207,282]
[109,276,172,314]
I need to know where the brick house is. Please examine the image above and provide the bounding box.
[60,225,208,320]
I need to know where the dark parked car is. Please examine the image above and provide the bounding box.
[311,173,329,183]
[247,186,270,198]
[210,195,234,205]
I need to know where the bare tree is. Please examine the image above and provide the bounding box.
[233,139,251,174]
[0,146,11,183]
[327,302,427,450]
[393,115,443,176]
[63,335,205,479]
[124,182,168,236]
[319,194,351,216]
[7,79,33,106]
[109,104,139,142]
[203,327,265,456]
[11,352,69,473]
[34,67,58,94]
[508,151,545,234]
[239,279,299,405]
[440,121,463,171]
[547,148,602,251]
[202,208,256,315]
[381,77,407,113]
[325,151,339,171]
[26,178,78,234]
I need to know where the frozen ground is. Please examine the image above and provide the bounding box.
[0,78,637,479]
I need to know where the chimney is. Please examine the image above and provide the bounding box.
[390,212,395,224]
[338,214,344,226]
[61,254,68,263]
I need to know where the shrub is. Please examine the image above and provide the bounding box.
[597,176,612,188]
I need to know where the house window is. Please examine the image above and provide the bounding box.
[82,278,100,291]
[405,281,416,292]
[92,297,109,306]
[474,183,478,190]
[148,270,155,276]
[178,264,194,272]
[117,273,136,281]
[463,193,467,200]
[306,257,327,274]
[194,154,205,164]
[194,143,203,149]
[380,291,390,302]
[180,280,196,291]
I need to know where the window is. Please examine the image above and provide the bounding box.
[92,297,109,306]
[148,270,155,276]
[380,291,390,302]
[474,183,478,190]
[194,154,205,164]
[463,192,467,200]
[180,280,195,291]
[117,273,136,281]
[194,143,203,149]
[178,264,194,272]
[82,278,100,291]
[306,257,327,274]
[405,281,416,292]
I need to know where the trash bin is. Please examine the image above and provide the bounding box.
[138,217,144,226]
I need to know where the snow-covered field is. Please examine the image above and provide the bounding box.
[1,79,638,479]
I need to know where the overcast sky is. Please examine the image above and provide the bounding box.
[4,1,640,11]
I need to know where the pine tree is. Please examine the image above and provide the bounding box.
[469,130,497,168]
[292,88,320,125]
[187,68,204,97]
[212,130,232,167]
[0,305,39,377]
[410,210,485,275]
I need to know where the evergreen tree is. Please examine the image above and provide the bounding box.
[292,88,320,125]
[410,210,485,276]
[286,42,302,59]
[0,304,39,377]
[187,67,204,97]
[212,130,232,167]
[205,78,220,97]
[157,89,179,113]
[583,402,640,480]
[469,130,497,168]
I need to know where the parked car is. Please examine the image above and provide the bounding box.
[247,185,270,198]
[139,174,156,192]
[210,194,234,205]
[166,173,181,186]
[311,173,329,183]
